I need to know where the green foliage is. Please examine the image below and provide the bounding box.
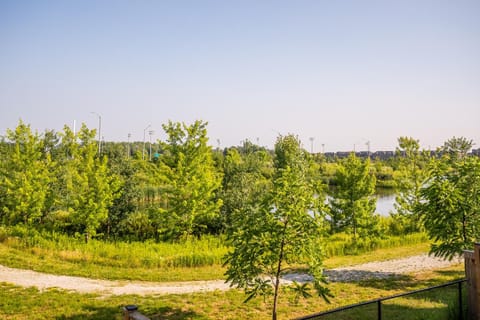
[391,137,430,233]
[441,136,473,159]
[0,120,54,226]
[417,137,480,259]
[156,120,223,240]
[106,159,144,238]
[2,118,477,262]
[220,142,273,232]
[371,160,395,188]
[322,232,428,257]
[52,125,121,241]
[288,281,313,305]
[329,153,378,240]
[225,134,329,320]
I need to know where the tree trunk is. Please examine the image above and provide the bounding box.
[272,221,288,320]
[352,202,357,241]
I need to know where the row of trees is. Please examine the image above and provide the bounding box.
[1,120,479,257]
[0,120,376,242]
[0,120,223,241]
[0,122,117,242]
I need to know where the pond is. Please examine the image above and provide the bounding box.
[326,188,397,217]
[375,192,396,216]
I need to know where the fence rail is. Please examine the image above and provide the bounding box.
[295,279,467,320]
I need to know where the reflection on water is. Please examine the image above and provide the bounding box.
[376,193,396,216]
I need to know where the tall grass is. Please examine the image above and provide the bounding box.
[1,225,228,269]
[323,232,428,257]
[0,225,428,271]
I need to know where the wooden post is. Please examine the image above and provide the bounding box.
[465,243,480,320]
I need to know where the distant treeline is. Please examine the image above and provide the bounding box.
[324,148,480,160]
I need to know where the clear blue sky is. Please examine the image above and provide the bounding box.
[1,0,479,152]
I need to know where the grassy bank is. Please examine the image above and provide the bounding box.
[0,226,430,281]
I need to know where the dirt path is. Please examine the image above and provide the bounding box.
[0,254,462,296]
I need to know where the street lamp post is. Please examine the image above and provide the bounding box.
[143,124,151,160]
[148,130,154,161]
[90,112,102,155]
[309,137,314,154]
[127,133,131,159]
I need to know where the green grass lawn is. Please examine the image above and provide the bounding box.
[0,264,465,320]
[0,228,464,320]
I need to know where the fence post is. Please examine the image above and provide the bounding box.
[459,281,464,320]
[377,300,382,320]
[464,243,480,320]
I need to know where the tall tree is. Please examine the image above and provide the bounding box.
[225,135,330,320]
[0,121,54,226]
[417,137,480,259]
[220,142,273,232]
[157,120,223,239]
[392,137,430,233]
[104,158,143,238]
[329,152,377,240]
[54,124,120,241]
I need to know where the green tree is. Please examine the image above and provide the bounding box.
[157,120,223,239]
[0,121,54,226]
[329,152,377,240]
[220,142,273,232]
[225,135,330,320]
[441,136,472,159]
[104,158,143,238]
[417,137,480,259]
[391,137,430,233]
[54,124,120,241]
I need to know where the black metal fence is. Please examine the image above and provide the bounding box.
[296,279,467,320]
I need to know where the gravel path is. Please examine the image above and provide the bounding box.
[0,254,462,296]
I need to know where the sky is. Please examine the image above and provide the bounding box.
[1,1,479,152]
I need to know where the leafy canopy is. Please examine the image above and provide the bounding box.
[225,134,330,320]
[417,137,480,259]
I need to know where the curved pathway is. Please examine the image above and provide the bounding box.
[0,254,462,296]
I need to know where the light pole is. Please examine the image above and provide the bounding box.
[309,137,314,154]
[322,143,325,154]
[127,133,131,159]
[148,130,154,161]
[90,112,102,154]
[143,124,151,160]
[366,141,371,159]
